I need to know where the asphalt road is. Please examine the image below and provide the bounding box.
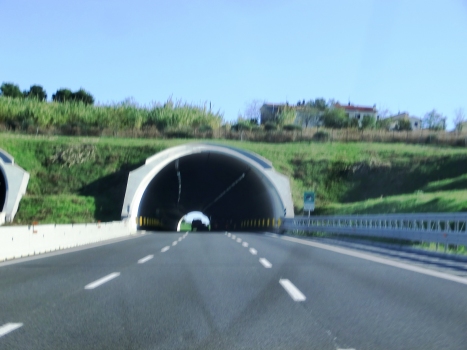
[0,231,466,350]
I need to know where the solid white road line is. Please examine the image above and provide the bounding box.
[249,248,257,255]
[242,242,249,247]
[236,238,242,243]
[172,241,177,246]
[161,246,170,252]
[85,272,120,290]
[281,235,467,286]
[279,279,306,302]
[138,255,154,264]
[259,258,272,268]
[0,323,23,338]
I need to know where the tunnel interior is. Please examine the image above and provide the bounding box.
[137,152,283,231]
[0,168,6,212]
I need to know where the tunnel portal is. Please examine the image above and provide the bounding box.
[0,167,6,212]
[122,144,294,232]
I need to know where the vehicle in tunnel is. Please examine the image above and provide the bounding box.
[191,219,209,231]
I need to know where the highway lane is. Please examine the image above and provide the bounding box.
[0,231,466,349]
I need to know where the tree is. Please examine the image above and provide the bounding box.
[453,108,466,133]
[297,98,327,128]
[311,97,327,111]
[298,104,320,128]
[276,105,296,126]
[0,82,23,98]
[52,88,73,102]
[423,109,446,130]
[377,107,392,120]
[396,118,412,131]
[322,107,347,128]
[243,99,263,124]
[24,85,47,101]
[72,88,94,105]
[376,117,391,130]
[361,114,376,130]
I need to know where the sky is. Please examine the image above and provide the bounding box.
[1,0,467,129]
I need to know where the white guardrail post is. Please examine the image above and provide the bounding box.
[281,213,467,246]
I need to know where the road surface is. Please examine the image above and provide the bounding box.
[1,232,466,349]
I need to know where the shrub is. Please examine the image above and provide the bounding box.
[1,83,23,99]
[425,134,438,144]
[322,108,347,128]
[231,122,252,131]
[361,114,376,130]
[24,85,47,101]
[264,122,278,131]
[198,124,212,132]
[396,118,412,131]
[313,130,330,141]
[72,89,94,105]
[164,127,194,138]
[283,124,302,131]
[52,88,73,102]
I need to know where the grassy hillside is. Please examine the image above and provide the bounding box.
[1,133,467,224]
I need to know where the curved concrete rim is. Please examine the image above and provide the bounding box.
[122,143,294,233]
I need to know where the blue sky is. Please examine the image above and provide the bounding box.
[1,0,467,128]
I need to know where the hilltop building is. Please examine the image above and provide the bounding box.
[260,101,379,128]
[385,112,422,130]
[334,102,378,123]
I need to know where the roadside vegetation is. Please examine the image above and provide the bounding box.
[1,135,467,225]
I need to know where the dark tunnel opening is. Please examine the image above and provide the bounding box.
[0,169,6,212]
[137,152,283,231]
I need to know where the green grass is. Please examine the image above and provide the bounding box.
[288,231,467,256]
[179,222,192,231]
[0,96,222,131]
[1,134,467,224]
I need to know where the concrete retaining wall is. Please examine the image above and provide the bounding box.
[0,221,132,262]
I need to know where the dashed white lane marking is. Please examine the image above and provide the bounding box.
[337,348,356,350]
[178,237,182,241]
[249,248,257,255]
[259,258,272,268]
[0,323,23,338]
[227,233,231,237]
[281,236,467,286]
[242,242,249,247]
[138,255,154,264]
[161,246,170,252]
[236,238,242,243]
[232,235,236,239]
[85,272,120,290]
[172,241,177,246]
[279,279,306,302]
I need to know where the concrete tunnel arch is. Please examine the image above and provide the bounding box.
[0,149,30,225]
[121,143,294,233]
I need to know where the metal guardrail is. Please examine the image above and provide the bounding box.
[282,213,467,246]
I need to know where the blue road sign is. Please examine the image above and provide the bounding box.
[304,191,315,211]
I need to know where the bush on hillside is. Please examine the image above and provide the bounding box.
[283,124,302,131]
[231,122,252,132]
[313,130,330,141]
[24,85,47,101]
[1,83,23,99]
[264,122,278,131]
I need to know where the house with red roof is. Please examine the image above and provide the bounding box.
[334,102,378,123]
